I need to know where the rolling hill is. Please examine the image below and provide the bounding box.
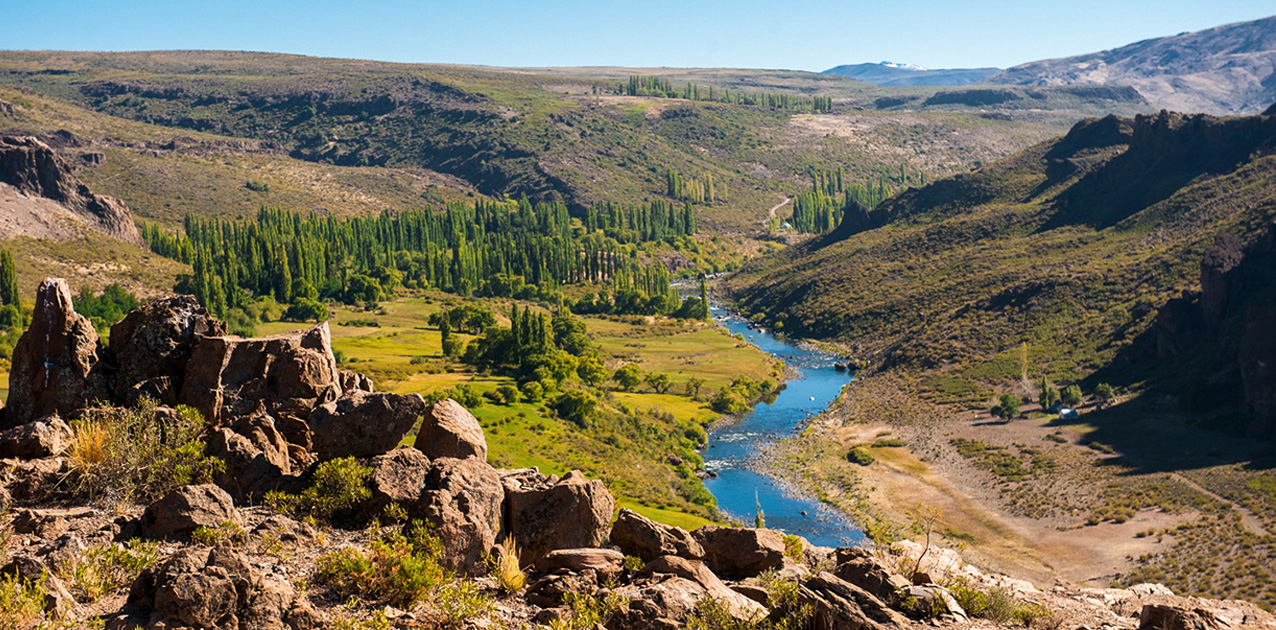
[823,62,1001,87]
[986,15,1276,114]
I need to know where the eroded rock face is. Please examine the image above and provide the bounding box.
[108,295,225,406]
[4,279,104,427]
[611,508,704,562]
[365,447,431,518]
[180,323,343,423]
[692,526,787,580]
[417,457,505,575]
[644,555,766,621]
[502,469,614,564]
[413,398,487,461]
[141,484,241,540]
[309,390,426,460]
[833,546,912,605]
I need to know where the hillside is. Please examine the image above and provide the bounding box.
[986,15,1276,114]
[726,108,1276,605]
[823,62,1001,87]
[0,51,1153,236]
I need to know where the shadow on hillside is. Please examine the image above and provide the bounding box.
[1043,395,1275,476]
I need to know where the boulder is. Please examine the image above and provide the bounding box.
[365,447,431,517]
[502,469,614,564]
[0,414,73,458]
[206,429,300,500]
[108,295,226,406]
[417,457,505,575]
[140,484,241,539]
[1139,604,1236,630]
[339,370,374,393]
[800,571,908,630]
[413,398,487,461]
[533,548,625,575]
[4,279,104,427]
[0,456,62,501]
[230,413,292,474]
[833,546,912,605]
[179,323,343,424]
[645,555,767,620]
[611,507,704,562]
[309,390,426,460]
[692,525,787,579]
[0,554,77,615]
[124,546,311,630]
[612,577,711,630]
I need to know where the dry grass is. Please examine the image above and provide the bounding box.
[488,537,526,596]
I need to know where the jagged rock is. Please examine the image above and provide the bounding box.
[900,584,967,621]
[612,577,711,630]
[525,571,599,608]
[124,545,311,630]
[1139,603,1236,629]
[0,414,73,458]
[833,546,912,605]
[0,135,143,245]
[180,323,343,424]
[309,390,426,460]
[4,279,104,427]
[501,469,614,564]
[800,571,908,630]
[533,548,625,575]
[692,525,787,579]
[339,370,374,393]
[230,413,292,474]
[108,295,225,406]
[11,507,93,540]
[0,456,62,501]
[365,447,431,517]
[413,398,487,461]
[252,515,317,543]
[611,507,704,562]
[140,484,241,540]
[644,555,767,621]
[207,429,299,499]
[417,457,505,575]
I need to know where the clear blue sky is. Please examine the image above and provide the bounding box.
[4,0,1273,71]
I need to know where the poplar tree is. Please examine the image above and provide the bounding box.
[0,249,19,311]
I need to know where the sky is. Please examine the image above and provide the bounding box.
[3,0,1274,71]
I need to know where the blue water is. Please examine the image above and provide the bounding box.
[701,305,866,548]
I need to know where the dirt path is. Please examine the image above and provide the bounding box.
[1170,472,1270,536]
[767,195,791,221]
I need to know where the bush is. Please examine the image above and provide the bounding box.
[520,381,545,403]
[552,390,598,428]
[846,446,875,466]
[0,572,45,629]
[872,438,906,447]
[267,457,372,519]
[66,540,160,602]
[782,534,803,561]
[67,402,223,504]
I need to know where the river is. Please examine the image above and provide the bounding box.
[700,305,866,547]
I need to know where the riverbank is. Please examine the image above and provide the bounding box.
[758,369,1276,608]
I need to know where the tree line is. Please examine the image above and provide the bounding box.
[788,165,928,234]
[143,198,702,320]
[621,75,834,114]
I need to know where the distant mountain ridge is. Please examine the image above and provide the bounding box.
[822,62,1001,86]
[985,15,1276,114]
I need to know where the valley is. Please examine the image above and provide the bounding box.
[2,14,1276,626]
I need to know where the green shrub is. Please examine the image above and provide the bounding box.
[847,446,875,466]
[267,457,372,519]
[316,522,453,609]
[192,520,248,547]
[872,438,906,447]
[551,592,627,630]
[782,534,803,561]
[0,572,45,629]
[66,540,160,602]
[66,401,224,504]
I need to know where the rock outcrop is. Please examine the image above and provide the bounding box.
[502,469,614,564]
[3,278,106,427]
[180,323,343,423]
[309,390,425,460]
[417,457,506,575]
[692,525,787,579]
[140,484,242,540]
[107,295,225,406]
[0,135,143,245]
[413,398,488,461]
[611,507,705,562]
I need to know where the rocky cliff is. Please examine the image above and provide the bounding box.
[985,15,1276,115]
[0,135,143,245]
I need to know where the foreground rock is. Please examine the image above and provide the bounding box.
[108,295,226,406]
[109,546,320,630]
[3,278,105,427]
[141,485,242,540]
[180,323,343,423]
[0,414,73,458]
[611,507,705,562]
[309,390,426,460]
[502,469,614,564]
[417,457,505,575]
[413,398,488,461]
[693,525,787,579]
